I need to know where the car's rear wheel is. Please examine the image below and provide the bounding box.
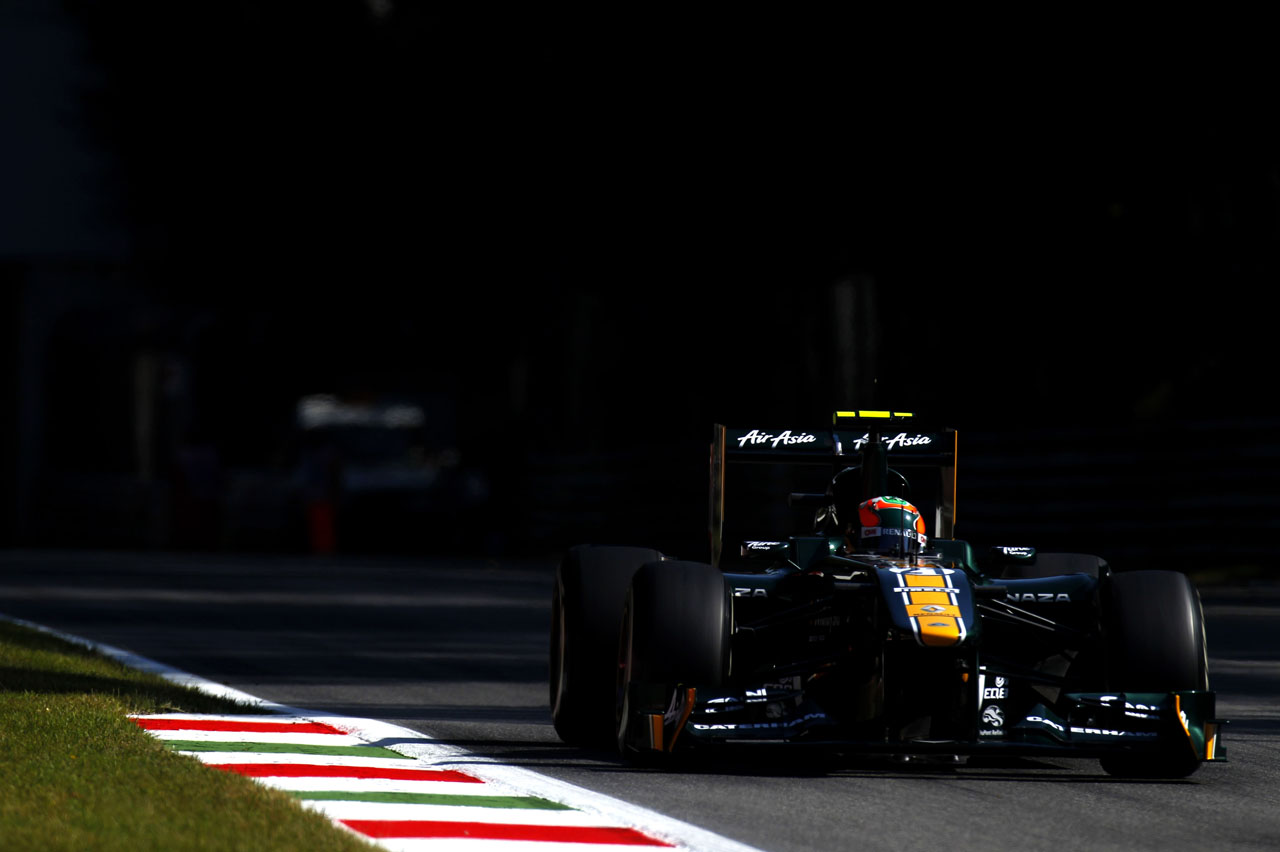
[551,545,662,747]
[1099,570,1209,778]
[616,560,730,762]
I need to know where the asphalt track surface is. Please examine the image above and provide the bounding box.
[2,550,1278,852]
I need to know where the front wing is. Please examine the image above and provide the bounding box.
[641,687,1225,762]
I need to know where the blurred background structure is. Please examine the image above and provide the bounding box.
[3,4,1277,572]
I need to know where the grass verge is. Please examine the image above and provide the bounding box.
[0,619,376,851]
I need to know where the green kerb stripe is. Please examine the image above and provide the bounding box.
[163,741,411,759]
[287,791,572,809]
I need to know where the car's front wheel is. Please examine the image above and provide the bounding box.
[1098,569,1209,778]
[616,560,730,762]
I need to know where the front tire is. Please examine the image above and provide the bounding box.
[1099,570,1209,778]
[551,545,662,747]
[616,560,730,761]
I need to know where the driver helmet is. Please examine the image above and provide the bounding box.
[850,496,928,555]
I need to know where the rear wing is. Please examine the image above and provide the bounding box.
[709,410,957,568]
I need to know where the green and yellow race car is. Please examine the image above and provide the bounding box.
[550,411,1224,777]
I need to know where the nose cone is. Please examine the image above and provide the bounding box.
[878,564,976,647]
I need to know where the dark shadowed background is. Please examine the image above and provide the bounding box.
[3,4,1277,573]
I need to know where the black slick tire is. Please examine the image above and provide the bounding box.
[550,545,662,748]
[1099,570,1210,778]
[616,560,730,761]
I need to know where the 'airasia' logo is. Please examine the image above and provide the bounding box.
[851,432,933,450]
[737,429,817,449]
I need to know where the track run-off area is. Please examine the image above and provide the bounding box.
[2,550,1279,852]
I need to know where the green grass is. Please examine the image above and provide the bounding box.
[0,620,376,852]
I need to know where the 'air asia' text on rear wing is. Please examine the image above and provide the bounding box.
[709,411,957,568]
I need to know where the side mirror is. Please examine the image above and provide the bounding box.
[987,545,1037,568]
[740,540,788,560]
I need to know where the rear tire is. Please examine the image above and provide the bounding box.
[1099,570,1209,778]
[550,545,662,747]
[616,560,730,761]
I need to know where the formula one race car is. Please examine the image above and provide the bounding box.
[549,411,1225,777]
